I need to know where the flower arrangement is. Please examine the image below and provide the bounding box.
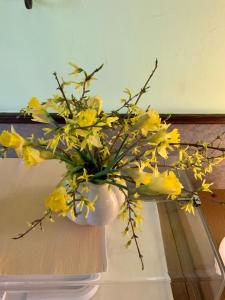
[0,60,224,270]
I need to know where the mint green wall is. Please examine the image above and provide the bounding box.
[1,0,225,113]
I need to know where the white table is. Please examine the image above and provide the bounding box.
[0,159,174,299]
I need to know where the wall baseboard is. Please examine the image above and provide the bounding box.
[0,113,225,124]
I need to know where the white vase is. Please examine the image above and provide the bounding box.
[67,183,126,226]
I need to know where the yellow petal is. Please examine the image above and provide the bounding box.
[27,97,42,109]
[138,171,183,199]
[22,146,44,166]
[133,110,161,135]
[76,109,97,127]
[0,129,25,149]
[45,186,70,213]
[87,96,103,114]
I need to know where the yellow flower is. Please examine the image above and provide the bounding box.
[45,186,70,213]
[77,169,90,181]
[87,96,103,114]
[181,201,195,214]
[27,97,42,109]
[105,116,119,127]
[133,110,161,135]
[149,129,180,145]
[0,128,25,149]
[39,150,54,160]
[26,97,54,124]
[31,111,53,124]
[118,210,129,220]
[201,180,213,193]
[148,129,180,159]
[135,214,144,225]
[167,128,180,144]
[22,146,44,166]
[47,135,60,153]
[87,135,102,148]
[135,200,143,209]
[123,168,151,187]
[76,109,97,127]
[138,170,183,199]
[86,200,95,211]
[134,192,140,199]
[115,177,127,187]
[80,133,102,150]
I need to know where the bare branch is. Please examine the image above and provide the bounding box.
[12,210,52,240]
[53,72,73,118]
[80,64,104,100]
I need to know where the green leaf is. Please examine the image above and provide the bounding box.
[124,88,132,97]
[69,63,83,75]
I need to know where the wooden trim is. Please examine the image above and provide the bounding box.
[0,113,225,124]
[162,114,225,124]
[0,113,64,124]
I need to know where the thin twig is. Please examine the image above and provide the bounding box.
[53,72,73,118]
[171,142,225,152]
[124,193,144,270]
[80,64,104,100]
[12,210,51,240]
[72,193,77,217]
[118,189,144,270]
[113,59,158,114]
[108,126,124,154]
[134,59,158,105]
[210,131,225,145]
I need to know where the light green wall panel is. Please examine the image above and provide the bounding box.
[0,0,225,113]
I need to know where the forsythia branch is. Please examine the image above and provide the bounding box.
[12,210,52,240]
